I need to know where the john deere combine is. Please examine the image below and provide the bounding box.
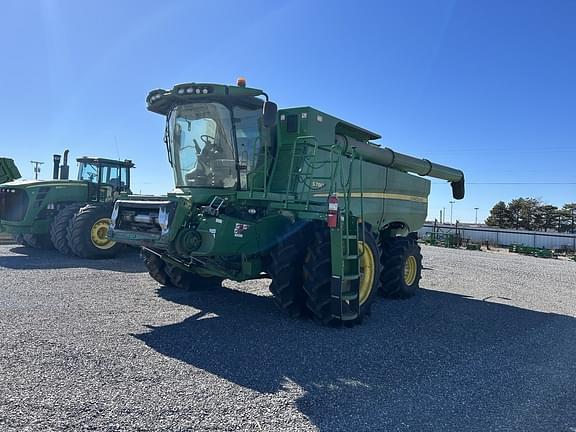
[109,79,465,325]
[0,151,134,258]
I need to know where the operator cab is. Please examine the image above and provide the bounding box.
[148,79,277,192]
[77,157,134,200]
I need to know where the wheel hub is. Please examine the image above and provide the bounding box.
[358,241,375,305]
[404,255,417,285]
[90,218,116,249]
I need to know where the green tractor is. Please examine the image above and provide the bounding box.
[0,150,134,258]
[109,79,465,325]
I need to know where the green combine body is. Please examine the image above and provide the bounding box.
[109,80,465,325]
[0,151,134,257]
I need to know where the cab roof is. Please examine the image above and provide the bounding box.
[76,157,135,168]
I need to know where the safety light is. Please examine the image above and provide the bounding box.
[237,77,247,88]
[177,88,185,95]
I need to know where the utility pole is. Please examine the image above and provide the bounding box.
[474,207,479,224]
[449,201,455,225]
[442,207,446,224]
[30,161,44,180]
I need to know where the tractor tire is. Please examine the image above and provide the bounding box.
[141,249,170,286]
[12,234,30,247]
[379,236,423,299]
[67,204,123,259]
[22,233,53,249]
[164,263,223,290]
[267,224,311,318]
[302,223,381,326]
[50,203,83,255]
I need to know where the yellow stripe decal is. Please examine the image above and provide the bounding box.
[313,192,428,203]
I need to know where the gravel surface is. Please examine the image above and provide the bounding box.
[0,244,575,431]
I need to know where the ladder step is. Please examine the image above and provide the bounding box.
[342,235,358,239]
[341,274,359,281]
[340,311,359,321]
[344,255,358,259]
[332,292,358,301]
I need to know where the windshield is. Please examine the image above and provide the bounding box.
[168,103,237,188]
[78,162,99,182]
[168,102,269,189]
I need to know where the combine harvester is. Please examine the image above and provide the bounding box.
[0,151,134,258]
[109,79,465,326]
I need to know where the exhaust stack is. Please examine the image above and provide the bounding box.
[59,150,70,180]
[52,154,61,179]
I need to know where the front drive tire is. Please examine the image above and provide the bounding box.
[50,203,83,255]
[67,204,123,259]
[302,223,381,326]
[267,224,311,318]
[379,236,423,299]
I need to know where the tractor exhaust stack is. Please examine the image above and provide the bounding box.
[52,154,61,180]
[59,150,70,180]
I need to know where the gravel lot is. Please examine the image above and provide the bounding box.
[0,244,575,431]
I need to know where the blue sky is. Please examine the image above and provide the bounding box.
[1,0,575,223]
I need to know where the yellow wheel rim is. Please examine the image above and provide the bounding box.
[90,218,116,250]
[358,241,375,305]
[404,255,417,285]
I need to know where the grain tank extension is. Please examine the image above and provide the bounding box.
[109,79,465,326]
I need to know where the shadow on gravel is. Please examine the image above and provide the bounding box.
[0,246,144,272]
[135,285,576,431]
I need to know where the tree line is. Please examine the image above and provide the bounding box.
[485,198,576,233]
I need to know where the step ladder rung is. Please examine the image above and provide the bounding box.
[332,292,358,301]
[341,274,359,281]
[343,254,358,259]
[339,311,359,321]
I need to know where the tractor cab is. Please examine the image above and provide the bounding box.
[76,157,134,202]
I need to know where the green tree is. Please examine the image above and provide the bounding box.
[507,198,541,230]
[485,201,510,228]
[538,205,559,232]
[559,203,576,233]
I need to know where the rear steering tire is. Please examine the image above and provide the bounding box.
[164,263,223,290]
[141,249,170,285]
[379,236,423,299]
[67,204,123,259]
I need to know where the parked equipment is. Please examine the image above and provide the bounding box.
[109,79,465,325]
[0,158,21,185]
[0,151,134,258]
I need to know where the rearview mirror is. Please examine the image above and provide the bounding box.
[262,101,277,128]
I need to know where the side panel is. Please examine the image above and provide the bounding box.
[379,170,430,232]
